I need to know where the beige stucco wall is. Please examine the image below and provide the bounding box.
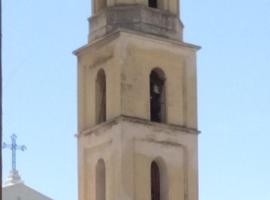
[76,30,198,132]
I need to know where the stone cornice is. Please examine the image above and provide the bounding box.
[73,29,200,56]
[77,115,200,137]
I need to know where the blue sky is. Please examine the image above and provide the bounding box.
[2,0,270,200]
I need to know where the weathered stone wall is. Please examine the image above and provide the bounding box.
[89,5,183,42]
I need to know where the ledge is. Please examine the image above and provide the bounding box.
[77,115,200,137]
[73,29,200,56]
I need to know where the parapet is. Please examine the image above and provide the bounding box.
[88,5,183,42]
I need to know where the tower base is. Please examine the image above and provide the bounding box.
[78,116,199,200]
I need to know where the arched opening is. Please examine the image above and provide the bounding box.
[151,161,160,200]
[96,159,106,200]
[149,0,158,8]
[150,68,166,123]
[96,69,107,124]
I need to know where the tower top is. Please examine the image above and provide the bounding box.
[4,170,24,186]
[92,0,180,16]
[88,0,183,42]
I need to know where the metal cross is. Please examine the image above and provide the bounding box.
[2,134,26,171]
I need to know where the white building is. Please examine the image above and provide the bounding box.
[3,170,53,200]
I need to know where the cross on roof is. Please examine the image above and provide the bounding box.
[3,134,27,172]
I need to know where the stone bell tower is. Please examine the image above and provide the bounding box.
[74,0,200,200]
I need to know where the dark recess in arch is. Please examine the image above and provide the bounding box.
[150,69,166,123]
[149,0,158,8]
[151,161,160,200]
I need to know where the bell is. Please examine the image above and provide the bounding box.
[153,84,160,94]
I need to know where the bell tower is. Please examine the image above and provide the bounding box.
[74,1,200,200]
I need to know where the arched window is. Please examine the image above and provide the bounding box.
[96,69,106,124]
[150,68,166,123]
[151,160,168,200]
[149,0,158,8]
[96,159,106,200]
[151,161,160,200]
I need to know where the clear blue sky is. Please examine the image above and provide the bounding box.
[2,0,270,200]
